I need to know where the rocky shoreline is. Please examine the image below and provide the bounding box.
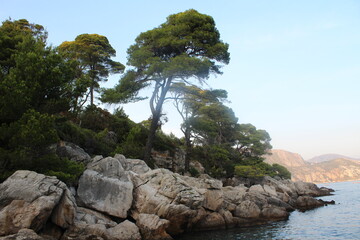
[0,154,335,240]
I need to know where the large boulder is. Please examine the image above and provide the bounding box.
[107,220,141,240]
[194,212,226,231]
[114,154,150,174]
[294,181,332,197]
[77,157,133,218]
[130,169,203,235]
[234,200,261,219]
[0,229,45,240]
[0,171,75,236]
[295,196,325,210]
[63,207,141,240]
[56,141,91,164]
[136,214,172,240]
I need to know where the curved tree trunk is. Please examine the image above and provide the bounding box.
[143,78,172,163]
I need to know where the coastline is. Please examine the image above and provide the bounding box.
[0,154,335,240]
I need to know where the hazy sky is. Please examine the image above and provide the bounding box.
[2,0,359,159]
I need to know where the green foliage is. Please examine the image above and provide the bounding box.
[0,19,47,76]
[44,157,85,185]
[58,33,125,106]
[272,163,291,179]
[191,103,238,145]
[234,162,291,179]
[101,9,230,162]
[0,110,84,184]
[8,110,58,149]
[114,125,147,159]
[189,167,200,177]
[234,165,266,178]
[234,123,272,161]
[192,145,234,178]
[55,120,114,156]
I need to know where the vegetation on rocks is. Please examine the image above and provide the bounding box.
[0,12,290,184]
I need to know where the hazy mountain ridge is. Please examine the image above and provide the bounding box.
[307,154,360,163]
[265,149,308,167]
[264,150,360,183]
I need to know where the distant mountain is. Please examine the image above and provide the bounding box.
[264,149,307,167]
[307,154,359,163]
[264,150,360,183]
[291,158,360,183]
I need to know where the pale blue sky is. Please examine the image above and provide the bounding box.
[2,0,360,159]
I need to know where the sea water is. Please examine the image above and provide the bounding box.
[175,181,360,240]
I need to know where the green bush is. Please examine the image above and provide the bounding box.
[234,165,266,178]
[114,125,147,159]
[55,120,115,156]
[189,167,200,177]
[234,162,291,179]
[272,163,291,179]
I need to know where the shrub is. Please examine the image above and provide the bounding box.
[234,165,266,178]
[272,163,291,179]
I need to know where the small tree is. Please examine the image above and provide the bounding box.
[58,34,125,109]
[233,123,272,162]
[102,9,230,163]
[170,83,228,171]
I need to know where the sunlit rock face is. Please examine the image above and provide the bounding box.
[264,149,360,183]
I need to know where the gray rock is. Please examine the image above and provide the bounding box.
[136,214,172,240]
[107,220,141,240]
[114,154,150,174]
[0,171,72,236]
[56,141,91,164]
[77,169,133,218]
[234,200,261,219]
[51,188,77,228]
[0,229,45,240]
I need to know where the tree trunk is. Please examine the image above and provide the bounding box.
[143,111,161,163]
[143,78,172,163]
[184,125,191,172]
[90,85,94,106]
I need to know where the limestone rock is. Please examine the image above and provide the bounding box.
[131,169,202,235]
[294,181,330,197]
[107,220,141,240]
[75,207,117,228]
[136,214,172,240]
[114,154,150,174]
[77,156,134,218]
[202,190,223,211]
[51,188,77,228]
[222,186,247,206]
[189,161,205,174]
[0,229,45,240]
[296,196,324,210]
[195,212,226,230]
[56,141,91,164]
[77,169,133,218]
[261,205,289,219]
[0,171,70,236]
[234,200,261,219]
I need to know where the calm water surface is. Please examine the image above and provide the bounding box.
[175,181,360,240]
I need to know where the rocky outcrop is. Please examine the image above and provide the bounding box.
[136,214,172,240]
[0,171,76,236]
[55,141,91,164]
[77,156,134,218]
[152,149,185,173]
[0,154,335,240]
[264,149,360,183]
[265,149,307,167]
[0,229,46,240]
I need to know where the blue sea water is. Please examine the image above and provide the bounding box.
[175,181,360,240]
